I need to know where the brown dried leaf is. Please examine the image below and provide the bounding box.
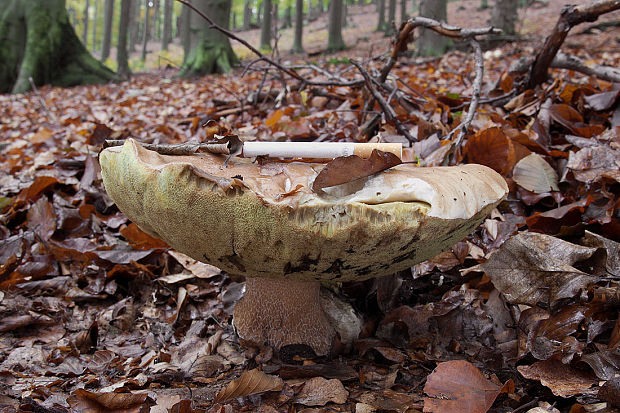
[423,360,503,413]
[68,389,154,413]
[517,359,597,397]
[295,377,348,406]
[26,196,56,241]
[120,223,168,250]
[512,153,559,193]
[214,368,283,403]
[478,232,598,307]
[312,149,402,192]
[88,123,115,146]
[463,127,516,176]
[168,250,220,279]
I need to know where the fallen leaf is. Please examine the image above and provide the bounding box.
[512,153,559,193]
[295,377,348,406]
[423,360,504,413]
[214,369,283,403]
[517,359,597,397]
[312,149,402,192]
[120,222,169,250]
[464,127,516,176]
[168,250,220,279]
[68,389,154,413]
[477,232,598,307]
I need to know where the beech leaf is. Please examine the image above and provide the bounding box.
[423,360,505,413]
[214,368,283,403]
[477,232,598,307]
[513,153,559,193]
[312,149,402,192]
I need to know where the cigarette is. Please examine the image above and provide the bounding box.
[241,142,402,159]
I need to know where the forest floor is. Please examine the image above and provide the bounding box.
[1,1,619,412]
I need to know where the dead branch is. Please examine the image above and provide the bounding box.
[511,51,620,83]
[379,18,500,83]
[525,0,620,89]
[351,60,416,143]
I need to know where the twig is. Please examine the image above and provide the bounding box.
[351,59,416,143]
[444,38,484,164]
[28,77,57,123]
[379,18,501,83]
[525,0,620,89]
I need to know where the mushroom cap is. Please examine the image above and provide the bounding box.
[100,139,507,282]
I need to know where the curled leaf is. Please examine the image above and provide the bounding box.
[312,149,402,192]
[214,368,283,403]
[513,153,559,193]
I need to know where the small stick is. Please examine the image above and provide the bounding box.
[28,77,57,123]
[351,59,416,143]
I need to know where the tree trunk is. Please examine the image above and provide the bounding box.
[386,0,396,34]
[179,0,238,77]
[416,0,450,56]
[181,1,190,61]
[129,0,139,51]
[82,0,90,44]
[243,0,252,30]
[342,0,347,28]
[327,0,345,51]
[400,0,407,22]
[283,5,292,28]
[162,0,172,50]
[292,0,304,53]
[101,0,114,61]
[0,0,117,94]
[376,0,386,31]
[117,0,131,77]
[260,0,272,50]
[491,0,518,35]
[92,0,99,51]
[140,0,150,61]
[479,0,489,10]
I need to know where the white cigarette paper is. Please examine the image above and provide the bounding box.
[241,142,402,159]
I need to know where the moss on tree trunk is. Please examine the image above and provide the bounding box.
[0,0,117,94]
[179,0,238,78]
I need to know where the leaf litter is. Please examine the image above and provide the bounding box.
[0,0,619,411]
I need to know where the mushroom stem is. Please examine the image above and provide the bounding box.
[233,277,335,355]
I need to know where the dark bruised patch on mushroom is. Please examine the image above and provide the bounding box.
[223,254,246,272]
[283,255,320,274]
[399,234,420,252]
[322,259,344,276]
[355,266,373,276]
[231,174,243,180]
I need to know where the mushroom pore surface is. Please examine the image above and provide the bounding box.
[99,139,508,283]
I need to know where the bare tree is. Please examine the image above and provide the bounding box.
[162,0,173,50]
[417,0,450,56]
[117,0,132,77]
[82,0,90,44]
[327,0,345,51]
[292,0,305,53]
[491,0,518,35]
[376,0,386,31]
[260,0,273,49]
[101,0,115,61]
[141,0,150,61]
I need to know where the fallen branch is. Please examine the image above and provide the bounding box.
[351,59,416,143]
[525,0,620,89]
[511,51,620,83]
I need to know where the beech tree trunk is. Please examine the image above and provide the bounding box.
[292,0,304,53]
[82,0,90,44]
[491,0,518,35]
[92,0,99,51]
[129,0,139,52]
[181,2,190,61]
[386,0,396,34]
[243,0,252,30]
[327,0,345,51]
[416,0,450,56]
[179,0,238,77]
[0,0,117,94]
[376,0,386,31]
[162,0,173,50]
[400,0,407,22]
[260,0,273,49]
[140,0,150,61]
[117,0,131,77]
[101,0,114,61]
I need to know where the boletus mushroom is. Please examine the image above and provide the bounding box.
[100,139,508,356]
